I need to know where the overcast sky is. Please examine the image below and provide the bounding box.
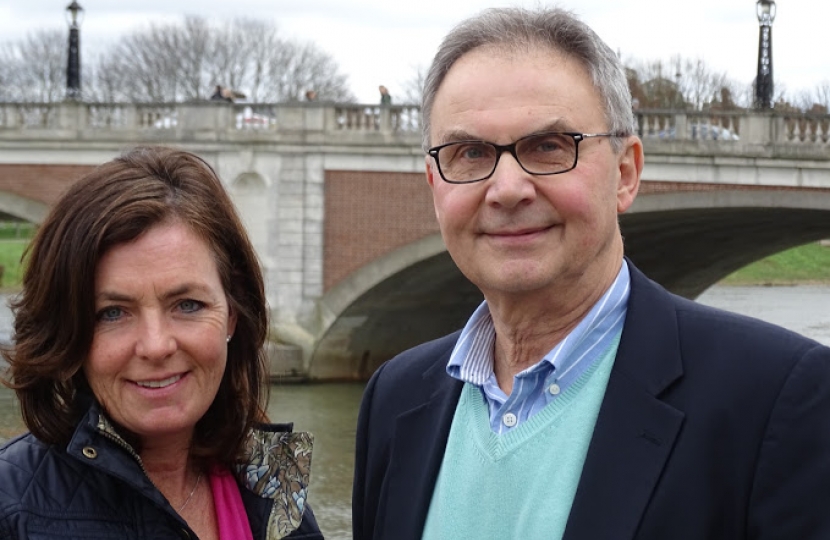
[1,0,826,104]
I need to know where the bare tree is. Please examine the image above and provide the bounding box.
[401,64,427,105]
[793,81,830,113]
[0,30,65,102]
[625,55,742,111]
[263,39,352,102]
[88,16,353,103]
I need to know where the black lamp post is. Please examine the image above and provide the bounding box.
[754,0,775,110]
[65,1,84,101]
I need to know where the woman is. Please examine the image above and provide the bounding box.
[0,146,323,539]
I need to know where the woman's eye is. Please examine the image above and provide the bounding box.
[178,299,204,313]
[96,306,124,322]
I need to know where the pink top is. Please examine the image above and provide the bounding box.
[209,464,255,540]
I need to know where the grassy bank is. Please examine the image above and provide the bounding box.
[0,244,31,291]
[0,222,35,290]
[721,241,830,285]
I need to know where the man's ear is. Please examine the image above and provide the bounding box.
[617,136,643,214]
[425,156,438,189]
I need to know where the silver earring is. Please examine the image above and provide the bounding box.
[226,335,232,343]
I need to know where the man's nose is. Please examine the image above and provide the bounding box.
[484,150,537,208]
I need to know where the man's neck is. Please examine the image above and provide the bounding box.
[487,257,624,394]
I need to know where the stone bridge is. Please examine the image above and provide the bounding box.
[1,101,829,379]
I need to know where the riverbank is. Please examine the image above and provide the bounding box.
[721,242,830,286]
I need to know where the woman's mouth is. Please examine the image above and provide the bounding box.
[135,374,184,389]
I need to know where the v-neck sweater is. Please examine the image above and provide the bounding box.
[422,332,620,540]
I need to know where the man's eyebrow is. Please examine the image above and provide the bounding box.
[435,129,481,145]
[434,119,576,146]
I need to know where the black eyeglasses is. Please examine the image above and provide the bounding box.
[427,131,626,184]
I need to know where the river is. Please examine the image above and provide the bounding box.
[1,285,829,538]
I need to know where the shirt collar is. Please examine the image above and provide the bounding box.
[447,261,631,386]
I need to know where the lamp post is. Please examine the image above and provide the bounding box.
[65,1,84,101]
[754,0,775,110]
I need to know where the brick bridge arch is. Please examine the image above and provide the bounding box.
[0,164,93,223]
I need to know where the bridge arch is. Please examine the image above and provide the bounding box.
[0,192,48,224]
[623,187,830,297]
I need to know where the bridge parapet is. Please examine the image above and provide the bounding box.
[636,109,830,146]
[0,101,423,142]
[2,101,827,150]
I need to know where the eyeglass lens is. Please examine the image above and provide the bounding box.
[436,132,577,183]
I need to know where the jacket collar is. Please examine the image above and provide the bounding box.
[65,401,314,539]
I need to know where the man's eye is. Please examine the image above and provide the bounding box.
[460,145,488,159]
[533,135,568,153]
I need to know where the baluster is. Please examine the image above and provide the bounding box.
[792,120,803,144]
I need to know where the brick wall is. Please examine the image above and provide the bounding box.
[0,164,94,205]
[324,170,439,291]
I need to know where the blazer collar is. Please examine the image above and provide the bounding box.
[564,261,685,540]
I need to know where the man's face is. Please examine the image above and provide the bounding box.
[426,45,641,304]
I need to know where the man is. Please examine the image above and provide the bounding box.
[353,7,830,540]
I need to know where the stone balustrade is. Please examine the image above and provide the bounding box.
[1,101,828,150]
[0,101,423,138]
[635,109,830,146]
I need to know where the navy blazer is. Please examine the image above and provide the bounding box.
[353,262,830,540]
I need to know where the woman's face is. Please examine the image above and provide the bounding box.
[84,220,236,447]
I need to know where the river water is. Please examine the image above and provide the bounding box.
[1,285,829,539]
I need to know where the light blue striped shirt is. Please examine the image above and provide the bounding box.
[446,261,631,434]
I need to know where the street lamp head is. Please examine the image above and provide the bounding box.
[65,1,84,28]
[756,0,776,25]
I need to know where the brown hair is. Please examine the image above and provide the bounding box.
[1,146,268,465]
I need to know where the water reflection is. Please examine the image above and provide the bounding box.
[697,284,830,346]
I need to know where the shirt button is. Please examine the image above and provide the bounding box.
[502,413,517,427]
[549,383,561,395]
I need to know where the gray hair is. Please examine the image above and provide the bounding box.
[421,7,635,152]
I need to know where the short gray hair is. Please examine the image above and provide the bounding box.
[421,7,635,152]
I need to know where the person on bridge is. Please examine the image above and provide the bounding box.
[352,7,830,540]
[0,146,322,539]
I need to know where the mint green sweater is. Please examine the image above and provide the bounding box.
[422,334,620,539]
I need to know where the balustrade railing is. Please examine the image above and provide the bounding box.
[0,102,827,148]
[635,110,742,141]
[780,113,830,144]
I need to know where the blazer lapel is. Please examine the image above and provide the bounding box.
[564,263,685,540]
[382,353,463,540]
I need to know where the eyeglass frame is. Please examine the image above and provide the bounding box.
[426,131,629,184]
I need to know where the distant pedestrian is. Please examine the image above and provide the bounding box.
[379,85,391,106]
[210,84,232,102]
